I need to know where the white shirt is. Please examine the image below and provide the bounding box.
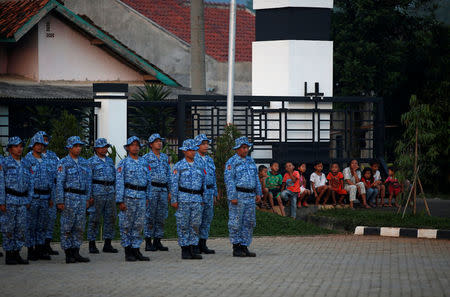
[373,170,381,181]
[310,172,327,190]
[343,167,361,185]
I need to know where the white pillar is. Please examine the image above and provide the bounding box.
[93,83,128,163]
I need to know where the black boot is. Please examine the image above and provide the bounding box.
[27,246,39,261]
[199,238,215,254]
[181,246,192,259]
[45,238,59,255]
[190,245,202,259]
[5,251,17,265]
[241,245,256,257]
[192,244,201,255]
[65,249,76,264]
[145,237,154,251]
[125,246,136,262]
[15,250,29,264]
[89,240,100,254]
[232,244,244,257]
[72,248,90,263]
[102,239,118,253]
[36,245,51,260]
[133,248,150,261]
[154,238,169,251]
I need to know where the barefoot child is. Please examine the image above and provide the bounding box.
[361,168,379,208]
[385,167,401,207]
[258,165,270,209]
[310,161,330,206]
[297,163,310,207]
[280,162,300,219]
[326,162,347,206]
[266,162,285,216]
[370,159,385,206]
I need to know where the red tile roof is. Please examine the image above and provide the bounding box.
[121,0,255,62]
[0,0,50,39]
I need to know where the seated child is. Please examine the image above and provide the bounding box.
[266,162,285,216]
[361,167,379,208]
[297,163,310,207]
[385,167,401,207]
[258,165,270,209]
[326,162,347,206]
[370,159,386,206]
[310,161,330,206]
[280,162,300,219]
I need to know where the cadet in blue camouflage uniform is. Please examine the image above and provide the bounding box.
[225,137,262,257]
[0,155,4,258]
[36,131,59,256]
[87,138,118,254]
[116,136,151,262]
[25,133,54,261]
[170,139,206,260]
[143,133,170,252]
[1,137,32,265]
[56,136,92,264]
[194,134,217,254]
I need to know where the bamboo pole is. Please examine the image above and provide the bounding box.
[417,177,431,216]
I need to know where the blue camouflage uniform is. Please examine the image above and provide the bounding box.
[225,137,262,247]
[171,139,207,247]
[56,136,92,250]
[87,138,116,241]
[36,131,60,240]
[142,133,171,239]
[1,137,32,252]
[0,155,5,246]
[25,134,54,248]
[194,134,217,240]
[116,136,152,248]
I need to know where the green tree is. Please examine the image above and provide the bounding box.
[213,125,241,205]
[395,95,448,192]
[48,110,86,158]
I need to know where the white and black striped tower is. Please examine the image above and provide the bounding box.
[252,0,333,157]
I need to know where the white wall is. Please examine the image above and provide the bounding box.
[254,0,333,10]
[7,26,39,80]
[38,15,144,81]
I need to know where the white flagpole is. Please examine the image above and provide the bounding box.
[226,0,237,124]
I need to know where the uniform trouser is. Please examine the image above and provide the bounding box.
[366,188,379,204]
[60,195,86,250]
[45,203,57,239]
[175,202,202,247]
[2,204,27,251]
[144,187,168,239]
[280,190,298,219]
[199,195,214,239]
[344,182,366,202]
[87,194,116,241]
[228,196,256,247]
[27,198,50,247]
[119,197,146,248]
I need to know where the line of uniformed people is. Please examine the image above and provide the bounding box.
[0,131,261,264]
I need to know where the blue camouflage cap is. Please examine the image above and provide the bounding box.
[65,136,86,149]
[94,138,111,148]
[233,136,253,150]
[194,134,211,146]
[148,133,165,144]
[124,136,142,149]
[36,131,50,145]
[29,134,46,148]
[179,139,199,151]
[7,136,23,147]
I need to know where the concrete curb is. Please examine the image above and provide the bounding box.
[355,226,450,239]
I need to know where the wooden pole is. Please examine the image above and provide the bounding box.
[417,177,431,216]
[413,126,418,214]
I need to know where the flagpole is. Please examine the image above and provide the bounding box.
[226,0,237,124]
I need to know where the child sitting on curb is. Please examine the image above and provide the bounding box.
[385,167,401,207]
[326,162,347,207]
[280,162,300,219]
[310,161,330,206]
[297,163,310,208]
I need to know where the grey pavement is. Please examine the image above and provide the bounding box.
[0,235,449,297]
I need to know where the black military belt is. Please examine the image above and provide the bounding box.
[125,183,147,191]
[151,181,168,188]
[206,184,214,189]
[64,188,87,195]
[179,186,204,195]
[236,186,255,193]
[34,188,51,195]
[92,179,115,186]
[5,188,28,197]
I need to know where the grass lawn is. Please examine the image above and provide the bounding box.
[314,208,450,230]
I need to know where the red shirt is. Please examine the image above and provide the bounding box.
[327,172,344,191]
[283,171,300,193]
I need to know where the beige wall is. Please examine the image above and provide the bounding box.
[7,26,39,80]
[0,47,7,74]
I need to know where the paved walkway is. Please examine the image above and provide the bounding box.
[1,235,449,297]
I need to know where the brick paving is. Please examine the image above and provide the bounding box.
[1,235,449,297]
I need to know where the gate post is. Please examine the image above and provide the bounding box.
[93,83,128,163]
